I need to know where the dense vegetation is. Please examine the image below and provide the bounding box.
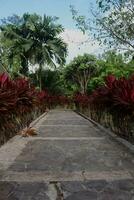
[0,72,72,145]
[0,13,67,90]
[0,4,134,144]
[70,0,134,55]
[74,75,134,142]
[69,0,134,142]
[0,73,45,144]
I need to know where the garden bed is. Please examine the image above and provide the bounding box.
[74,75,134,144]
[76,106,134,144]
[0,109,44,146]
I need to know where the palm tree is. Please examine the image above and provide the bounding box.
[0,14,34,75]
[0,13,67,85]
[28,14,67,90]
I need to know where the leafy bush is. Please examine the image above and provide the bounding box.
[43,94,72,109]
[0,73,74,145]
[0,73,46,145]
[74,93,90,107]
[91,75,134,114]
[75,74,134,142]
[2,71,134,144]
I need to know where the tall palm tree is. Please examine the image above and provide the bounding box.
[0,13,67,85]
[0,14,34,75]
[28,14,67,90]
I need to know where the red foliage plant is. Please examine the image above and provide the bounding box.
[74,74,134,115]
[0,73,47,117]
[0,73,51,144]
[73,93,90,107]
[0,73,72,115]
[0,73,73,145]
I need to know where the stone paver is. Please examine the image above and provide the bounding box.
[0,109,134,199]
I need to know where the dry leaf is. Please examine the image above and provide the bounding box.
[19,127,37,137]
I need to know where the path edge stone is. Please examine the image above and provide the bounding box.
[75,110,134,154]
[30,111,48,127]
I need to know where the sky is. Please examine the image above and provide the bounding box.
[0,0,102,62]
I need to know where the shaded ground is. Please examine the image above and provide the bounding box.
[0,110,134,199]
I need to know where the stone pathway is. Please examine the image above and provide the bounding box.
[0,110,134,199]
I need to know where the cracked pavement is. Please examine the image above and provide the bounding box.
[0,110,134,199]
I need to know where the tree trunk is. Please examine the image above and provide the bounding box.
[38,64,42,91]
[20,56,29,76]
[80,82,86,94]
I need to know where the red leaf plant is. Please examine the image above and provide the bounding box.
[75,74,134,141]
[0,73,46,145]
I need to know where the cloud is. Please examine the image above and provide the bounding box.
[60,29,103,63]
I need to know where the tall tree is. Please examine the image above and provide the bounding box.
[87,50,133,92]
[0,13,67,83]
[30,69,65,95]
[0,14,34,75]
[64,54,97,94]
[70,0,134,54]
[29,14,67,90]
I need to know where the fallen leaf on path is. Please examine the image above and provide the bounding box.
[19,127,37,137]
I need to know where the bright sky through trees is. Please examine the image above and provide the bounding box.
[0,0,101,62]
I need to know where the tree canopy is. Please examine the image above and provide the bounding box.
[70,0,134,55]
[0,13,67,82]
[87,50,134,92]
[64,54,97,94]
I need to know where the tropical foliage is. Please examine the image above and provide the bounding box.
[64,51,134,94]
[88,51,134,92]
[0,13,67,89]
[64,54,97,94]
[0,11,134,145]
[0,73,46,144]
[0,72,73,145]
[70,0,134,55]
[30,69,65,95]
[74,74,134,142]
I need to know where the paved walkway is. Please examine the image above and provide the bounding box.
[0,110,134,199]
